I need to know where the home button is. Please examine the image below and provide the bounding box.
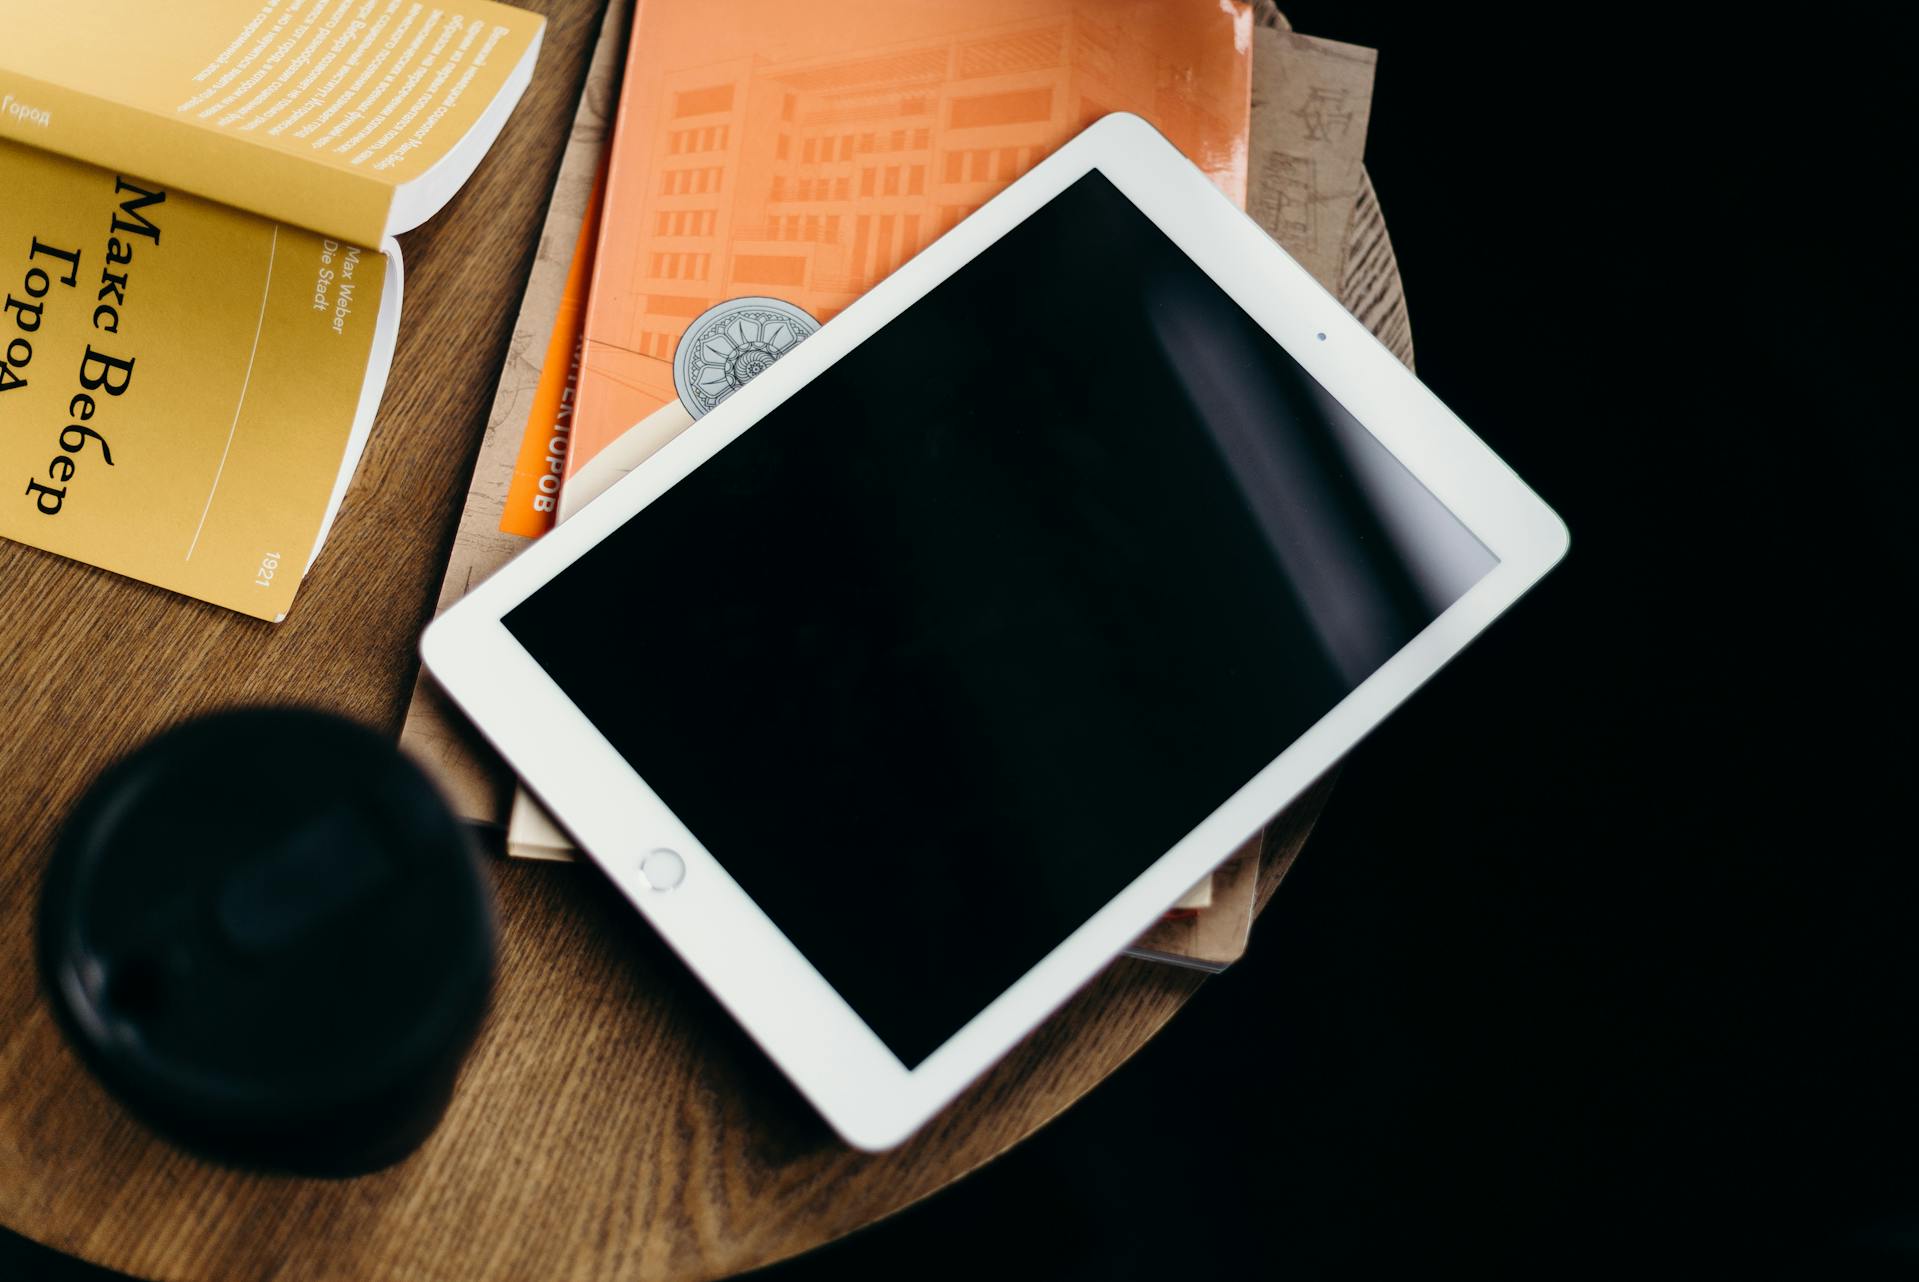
[641,848,686,891]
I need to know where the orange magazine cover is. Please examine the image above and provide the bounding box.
[565,0,1253,484]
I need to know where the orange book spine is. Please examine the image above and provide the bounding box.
[500,154,610,538]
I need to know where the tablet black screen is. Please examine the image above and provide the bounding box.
[505,170,1495,1068]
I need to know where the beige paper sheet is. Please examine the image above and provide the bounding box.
[1247,27,1377,293]
[398,0,632,821]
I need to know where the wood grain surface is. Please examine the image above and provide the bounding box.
[0,3,1413,1276]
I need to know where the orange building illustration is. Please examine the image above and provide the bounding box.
[570,0,1252,482]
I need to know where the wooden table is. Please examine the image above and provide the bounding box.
[0,4,1412,1277]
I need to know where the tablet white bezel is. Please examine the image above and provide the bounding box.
[421,113,1568,1150]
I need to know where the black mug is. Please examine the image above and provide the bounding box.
[38,706,495,1176]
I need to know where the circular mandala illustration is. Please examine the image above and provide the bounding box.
[672,296,820,418]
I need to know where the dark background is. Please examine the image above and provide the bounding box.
[5,5,1907,1279]
[744,6,1914,1278]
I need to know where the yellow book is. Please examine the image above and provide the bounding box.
[0,0,544,245]
[0,138,399,620]
[0,1,541,619]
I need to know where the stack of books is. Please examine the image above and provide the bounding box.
[398,0,1384,970]
[0,0,1379,971]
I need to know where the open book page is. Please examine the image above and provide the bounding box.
[0,137,395,620]
[0,0,545,244]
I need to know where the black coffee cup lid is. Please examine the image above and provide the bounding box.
[38,707,494,1175]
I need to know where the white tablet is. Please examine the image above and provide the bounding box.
[422,113,1567,1150]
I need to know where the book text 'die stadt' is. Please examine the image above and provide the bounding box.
[312,240,362,336]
